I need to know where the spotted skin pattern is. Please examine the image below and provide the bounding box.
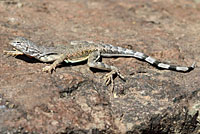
[3,37,195,90]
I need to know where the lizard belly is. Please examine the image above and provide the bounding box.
[40,55,61,62]
[66,56,89,63]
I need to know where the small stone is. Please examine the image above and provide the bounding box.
[51,120,58,126]
[17,3,23,8]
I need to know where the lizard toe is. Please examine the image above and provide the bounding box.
[42,65,54,73]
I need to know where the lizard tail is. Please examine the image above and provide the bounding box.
[103,44,195,72]
[127,50,195,72]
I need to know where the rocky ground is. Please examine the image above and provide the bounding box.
[0,0,200,133]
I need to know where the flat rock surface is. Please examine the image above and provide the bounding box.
[0,0,200,133]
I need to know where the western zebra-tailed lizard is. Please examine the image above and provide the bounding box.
[3,37,195,89]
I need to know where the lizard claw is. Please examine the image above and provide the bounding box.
[103,70,125,92]
[104,71,114,92]
[104,71,114,85]
[42,65,56,73]
[3,50,8,55]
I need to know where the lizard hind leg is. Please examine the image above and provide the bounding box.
[87,51,125,91]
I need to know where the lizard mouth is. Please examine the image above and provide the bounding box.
[9,41,21,51]
[10,40,21,47]
[10,42,15,46]
[9,40,16,46]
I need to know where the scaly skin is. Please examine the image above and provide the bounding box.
[3,37,195,90]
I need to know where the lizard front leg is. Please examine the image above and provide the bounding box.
[3,49,24,56]
[87,51,125,91]
[42,54,68,73]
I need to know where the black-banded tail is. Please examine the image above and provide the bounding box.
[129,51,195,72]
[101,44,195,72]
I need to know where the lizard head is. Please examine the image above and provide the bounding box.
[9,37,53,60]
[9,37,43,58]
[9,37,30,51]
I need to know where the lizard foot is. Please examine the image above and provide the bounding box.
[42,65,55,73]
[3,50,23,56]
[103,70,125,92]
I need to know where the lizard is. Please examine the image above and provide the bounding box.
[3,37,195,90]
